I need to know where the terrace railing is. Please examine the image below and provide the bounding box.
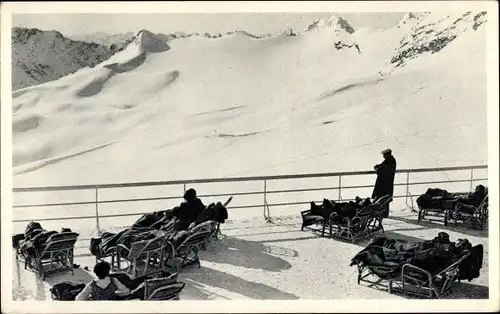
[12,165,488,234]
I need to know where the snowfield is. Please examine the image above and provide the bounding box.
[12,12,487,186]
[8,11,494,305]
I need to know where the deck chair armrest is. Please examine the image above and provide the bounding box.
[329,212,347,225]
[331,213,354,227]
[456,202,474,209]
[301,209,312,217]
[401,263,432,283]
[433,253,470,277]
[117,244,131,258]
[103,245,117,255]
[454,203,476,213]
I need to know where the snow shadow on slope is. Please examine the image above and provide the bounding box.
[12,113,43,133]
[195,105,245,116]
[200,236,294,272]
[13,141,116,174]
[182,267,299,300]
[317,76,384,100]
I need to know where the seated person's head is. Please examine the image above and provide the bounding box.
[93,261,111,280]
[183,188,197,201]
[476,185,486,193]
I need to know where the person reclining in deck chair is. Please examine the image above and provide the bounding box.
[171,188,206,231]
[322,196,372,220]
[16,223,74,257]
[192,196,232,227]
[416,188,456,211]
[75,262,132,301]
[351,232,482,278]
[131,209,172,229]
[456,185,487,208]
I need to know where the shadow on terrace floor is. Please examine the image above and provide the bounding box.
[384,281,489,300]
[388,215,488,238]
[181,266,299,300]
[199,235,297,272]
[13,257,94,301]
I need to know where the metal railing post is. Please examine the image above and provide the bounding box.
[183,183,186,193]
[263,179,268,221]
[405,171,410,204]
[338,175,342,201]
[95,187,101,235]
[469,169,474,191]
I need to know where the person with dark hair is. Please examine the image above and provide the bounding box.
[372,149,397,218]
[458,185,487,207]
[171,188,206,231]
[75,262,130,301]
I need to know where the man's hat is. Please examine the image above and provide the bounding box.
[381,149,392,154]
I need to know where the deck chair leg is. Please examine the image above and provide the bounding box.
[37,258,45,280]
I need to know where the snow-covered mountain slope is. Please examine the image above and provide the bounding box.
[11,27,116,90]
[11,12,488,186]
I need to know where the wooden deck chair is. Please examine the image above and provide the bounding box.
[27,232,79,280]
[448,194,488,230]
[174,228,213,272]
[115,236,166,279]
[300,202,334,237]
[95,244,120,267]
[329,206,374,243]
[356,261,401,291]
[417,192,469,226]
[144,279,186,300]
[367,195,392,234]
[389,253,470,299]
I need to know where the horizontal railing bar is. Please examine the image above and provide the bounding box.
[396,178,487,187]
[13,193,415,223]
[12,165,488,192]
[13,215,99,222]
[12,177,487,208]
[14,201,98,208]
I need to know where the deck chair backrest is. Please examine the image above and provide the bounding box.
[190,220,217,235]
[159,218,176,234]
[374,195,393,208]
[41,232,79,254]
[355,205,374,218]
[353,207,374,229]
[178,230,212,250]
[127,237,164,260]
[162,240,176,263]
[479,194,488,209]
[476,194,488,218]
[145,281,185,300]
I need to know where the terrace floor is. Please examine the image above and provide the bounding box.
[12,209,489,301]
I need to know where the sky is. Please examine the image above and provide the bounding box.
[12,13,405,37]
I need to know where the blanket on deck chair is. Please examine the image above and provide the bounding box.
[90,200,229,258]
[350,232,483,281]
[13,222,74,257]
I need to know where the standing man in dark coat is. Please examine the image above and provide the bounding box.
[372,149,397,218]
